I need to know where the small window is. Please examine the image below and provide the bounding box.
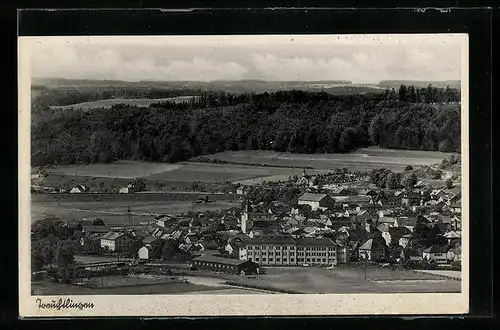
[283,258,287,262]
[255,257,259,262]
[322,258,326,263]
[290,258,294,263]
[307,258,310,262]
[269,258,273,262]
[263,258,267,262]
[276,258,280,262]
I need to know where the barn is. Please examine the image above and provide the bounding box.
[191,255,259,275]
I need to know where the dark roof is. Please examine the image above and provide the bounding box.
[295,237,336,247]
[154,214,177,221]
[246,236,296,245]
[389,226,411,238]
[143,235,161,244]
[101,231,127,240]
[396,217,417,227]
[423,245,449,253]
[192,254,249,266]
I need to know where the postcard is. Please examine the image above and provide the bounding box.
[19,34,469,317]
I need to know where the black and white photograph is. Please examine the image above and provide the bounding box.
[18,34,469,316]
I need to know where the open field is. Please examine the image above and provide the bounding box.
[200,148,453,173]
[31,279,223,295]
[49,96,197,110]
[145,162,317,183]
[36,148,453,189]
[32,264,461,295]
[38,161,181,179]
[212,265,461,293]
[31,197,240,224]
[414,270,462,280]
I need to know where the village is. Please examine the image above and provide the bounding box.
[31,154,462,294]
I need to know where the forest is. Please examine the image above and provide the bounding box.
[31,84,461,166]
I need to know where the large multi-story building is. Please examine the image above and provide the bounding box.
[238,236,339,266]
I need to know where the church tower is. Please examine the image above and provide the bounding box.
[240,198,253,234]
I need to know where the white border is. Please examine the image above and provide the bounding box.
[18,34,469,317]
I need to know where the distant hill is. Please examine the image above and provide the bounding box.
[33,77,461,91]
[32,78,369,94]
[378,80,461,89]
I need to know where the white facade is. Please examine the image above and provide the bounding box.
[239,241,338,266]
[138,246,151,260]
[100,235,134,252]
[298,200,321,211]
[119,187,129,194]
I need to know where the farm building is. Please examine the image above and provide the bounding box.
[333,195,373,207]
[298,193,336,211]
[81,225,112,236]
[100,231,135,252]
[191,255,259,275]
[154,214,177,228]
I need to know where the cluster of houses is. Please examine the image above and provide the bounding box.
[43,167,460,276]
[72,177,461,273]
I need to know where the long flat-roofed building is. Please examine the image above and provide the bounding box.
[239,236,338,266]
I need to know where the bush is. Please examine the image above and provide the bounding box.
[405,165,413,171]
[445,178,453,189]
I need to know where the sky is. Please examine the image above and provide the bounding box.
[24,35,465,84]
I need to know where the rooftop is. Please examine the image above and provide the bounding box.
[295,237,337,247]
[423,245,449,253]
[101,231,126,240]
[298,193,329,202]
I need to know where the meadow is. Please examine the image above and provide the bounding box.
[49,96,197,110]
[37,148,452,186]
[215,265,461,294]
[31,194,240,224]
[201,148,452,172]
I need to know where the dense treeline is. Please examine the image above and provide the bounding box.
[31,85,461,166]
[388,84,460,104]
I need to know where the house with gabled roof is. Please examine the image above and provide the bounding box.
[394,216,417,232]
[154,214,177,228]
[378,216,396,227]
[423,245,449,264]
[430,189,447,200]
[298,193,335,211]
[378,209,395,218]
[358,235,387,262]
[100,231,135,252]
[401,191,421,206]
